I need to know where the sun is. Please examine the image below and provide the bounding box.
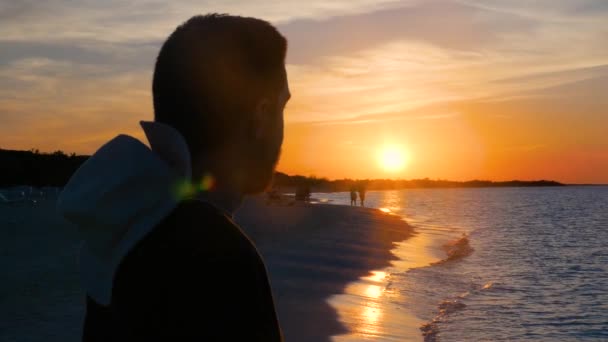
[378,146,408,172]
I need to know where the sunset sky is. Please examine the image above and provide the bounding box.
[1,0,607,183]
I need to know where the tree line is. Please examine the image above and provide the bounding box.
[0,148,88,187]
[272,172,564,192]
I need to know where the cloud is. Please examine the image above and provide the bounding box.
[455,0,608,23]
[0,39,159,71]
[281,0,539,64]
[278,0,608,126]
[0,0,404,42]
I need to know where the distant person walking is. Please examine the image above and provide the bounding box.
[57,14,288,341]
[358,187,367,207]
[350,188,358,206]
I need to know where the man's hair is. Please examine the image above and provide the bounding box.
[153,14,287,159]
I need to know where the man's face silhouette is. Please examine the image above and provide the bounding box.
[241,70,290,194]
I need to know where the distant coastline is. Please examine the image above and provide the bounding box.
[273,172,566,193]
[0,148,88,187]
[0,147,574,189]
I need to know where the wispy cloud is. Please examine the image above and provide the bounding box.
[0,0,405,42]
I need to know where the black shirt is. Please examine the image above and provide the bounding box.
[82,200,283,341]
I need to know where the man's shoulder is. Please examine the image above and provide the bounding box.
[109,200,266,328]
[114,200,259,295]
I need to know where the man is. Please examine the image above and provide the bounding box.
[58,14,289,341]
[350,188,357,206]
[359,187,366,207]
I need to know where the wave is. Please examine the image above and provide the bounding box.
[419,234,479,341]
[431,233,474,266]
[420,281,494,341]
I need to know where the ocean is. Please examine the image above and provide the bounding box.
[319,186,608,341]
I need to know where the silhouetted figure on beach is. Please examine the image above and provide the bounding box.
[295,185,311,202]
[350,188,357,206]
[57,14,288,341]
[358,187,367,207]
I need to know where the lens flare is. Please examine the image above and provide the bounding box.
[173,173,216,200]
[199,173,215,191]
[173,179,195,200]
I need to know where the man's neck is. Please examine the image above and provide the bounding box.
[195,188,243,217]
[191,157,244,217]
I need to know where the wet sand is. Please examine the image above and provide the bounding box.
[236,197,417,341]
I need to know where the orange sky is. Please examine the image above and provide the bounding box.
[1,1,607,183]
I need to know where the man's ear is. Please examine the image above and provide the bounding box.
[253,97,271,139]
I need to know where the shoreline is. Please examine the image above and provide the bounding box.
[236,197,422,341]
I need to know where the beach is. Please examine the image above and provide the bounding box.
[1,190,420,341]
[236,197,417,341]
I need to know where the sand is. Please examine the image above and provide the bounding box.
[1,192,417,341]
[236,197,416,341]
[0,195,85,342]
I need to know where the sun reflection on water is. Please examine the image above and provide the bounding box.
[362,305,381,325]
[359,303,383,337]
[364,285,382,298]
[363,270,387,282]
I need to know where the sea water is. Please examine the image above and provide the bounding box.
[318,186,608,341]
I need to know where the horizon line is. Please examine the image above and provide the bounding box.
[274,173,608,186]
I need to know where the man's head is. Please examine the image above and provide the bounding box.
[153,14,289,194]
